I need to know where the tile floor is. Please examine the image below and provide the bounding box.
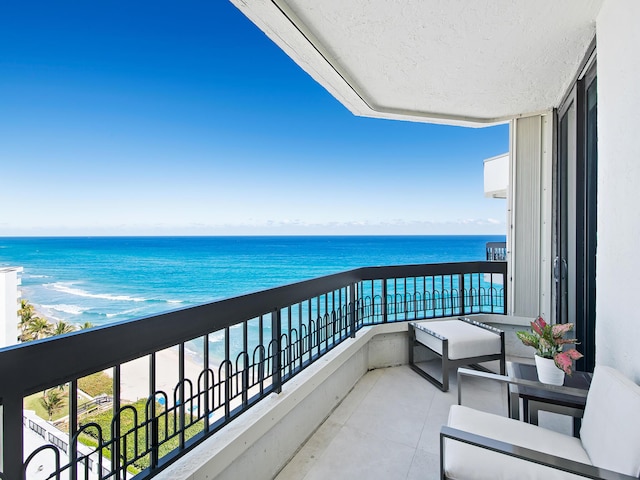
[276,362,571,480]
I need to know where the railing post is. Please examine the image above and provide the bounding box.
[69,379,78,480]
[149,352,159,468]
[460,273,466,315]
[490,273,495,314]
[242,322,249,406]
[151,414,159,470]
[179,343,186,449]
[113,365,121,480]
[349,283,357,338]
[502,261,508,315]
[271,309,282,394]
[382,280,388,323]
[202,336,210,434]
[0,394,23,480]
[224,326,230,420]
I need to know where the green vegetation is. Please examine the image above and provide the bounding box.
[24,390,69,422]
[78,372,113,397]
[19,300,98,423]
[80,399,204,472]
[18,299,77,342]
[19,300,207,473]
[40,389,67,421]
[52,320,76,335]
[18,299,53,341]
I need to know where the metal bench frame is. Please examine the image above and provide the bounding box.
[408,317,505,392]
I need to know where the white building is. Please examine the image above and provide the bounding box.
[483,153,508,200]
[0,267,23,348]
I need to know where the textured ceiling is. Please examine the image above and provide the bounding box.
[232,0,603,126]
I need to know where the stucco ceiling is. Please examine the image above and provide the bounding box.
[231,0,602,126]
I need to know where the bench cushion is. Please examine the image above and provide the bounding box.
[413,320,502,360]
[580,365,640,477]
[445,405,590,480]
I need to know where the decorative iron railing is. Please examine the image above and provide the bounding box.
[0,261,506,479]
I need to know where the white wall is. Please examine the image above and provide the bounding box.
[0,267,22,348]
[484,153,509,199]
[595,0,640,382]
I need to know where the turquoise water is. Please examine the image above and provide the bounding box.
[0,235,504,328]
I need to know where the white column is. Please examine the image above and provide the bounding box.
[508,114,553,320]
[0,267,23,348]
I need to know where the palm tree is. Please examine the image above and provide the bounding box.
[17,299,36,341]
[24,316,54,341]
[80,321,94,330]
[52,320,76,336]
[40,389,66,421]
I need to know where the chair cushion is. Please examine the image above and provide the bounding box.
[580,365,640,477]
[445,405,591,480]
[413,320,502,360]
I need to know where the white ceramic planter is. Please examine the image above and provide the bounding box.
[535,354,565,385]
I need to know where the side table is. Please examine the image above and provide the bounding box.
[507,362,592,436]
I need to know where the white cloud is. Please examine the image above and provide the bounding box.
[0,217,507,236]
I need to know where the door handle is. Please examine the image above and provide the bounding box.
[553,257,568,281]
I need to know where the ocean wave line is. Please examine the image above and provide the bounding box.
[208,331,225,343]
[105,308,146,318]
[45,282,148,303]
[41,304,88,315]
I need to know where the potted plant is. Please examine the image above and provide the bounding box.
[516,316,583,385]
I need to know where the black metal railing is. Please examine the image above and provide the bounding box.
[0,261,506,480]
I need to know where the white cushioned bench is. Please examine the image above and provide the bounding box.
[408,317,505,391]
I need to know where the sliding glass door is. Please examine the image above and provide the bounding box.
[555,59,597,372]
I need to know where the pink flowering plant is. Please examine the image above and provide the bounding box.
[516,316,583,375]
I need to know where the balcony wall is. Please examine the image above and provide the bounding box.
[157,323,406,480]
[156,314,532,480]
[595,0,640,382]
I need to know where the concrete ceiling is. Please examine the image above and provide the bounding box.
[231,0,602,126]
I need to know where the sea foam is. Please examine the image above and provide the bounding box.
[46,282,147,302]
[41,304,87,315]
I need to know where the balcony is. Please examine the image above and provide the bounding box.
[274,363,574,480]
[0,261,509,479]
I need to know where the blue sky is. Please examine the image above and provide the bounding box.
[0,1,508,236]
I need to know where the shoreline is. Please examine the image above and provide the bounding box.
[104,346,205,403]
[27,302,226,404]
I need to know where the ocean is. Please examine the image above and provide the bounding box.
[0,235,505,329]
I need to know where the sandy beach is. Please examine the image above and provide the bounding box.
[106,347,205,402]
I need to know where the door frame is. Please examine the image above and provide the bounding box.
[554,44,597,372]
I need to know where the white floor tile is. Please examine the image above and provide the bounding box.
[277,363,574,480]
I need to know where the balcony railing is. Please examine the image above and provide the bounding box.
[0,261,506,480]
[486,242,507,261]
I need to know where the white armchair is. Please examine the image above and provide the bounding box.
[440,365,640,479]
